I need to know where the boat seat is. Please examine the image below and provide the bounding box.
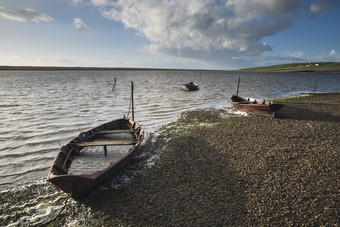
[75,140,137,147]
[95,129,136,134]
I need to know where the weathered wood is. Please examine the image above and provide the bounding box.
[76,140,137,147]
[131,81,134,121]
[95,129,136,134]
[53,164,67,174]
[62,148,74,168]
[236,76,240,96]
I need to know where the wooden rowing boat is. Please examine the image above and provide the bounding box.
[47,118,144,199]
[230,95,283,116]
[47,81,144,199]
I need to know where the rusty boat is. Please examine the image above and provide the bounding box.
[230,95,284,116]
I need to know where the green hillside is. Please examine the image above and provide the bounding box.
[238,62,340,73]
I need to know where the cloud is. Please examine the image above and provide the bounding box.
[329,49,337,56]
[309,0,335,18]
[289,51,304,58]
[72,0,83,6]
[91,0,108,6]
[313,49,340,62]
[39,57,79,65]
[325,49,340,61]
[0,7,53,22]
[74,18,89,30]
[97,0,309,66]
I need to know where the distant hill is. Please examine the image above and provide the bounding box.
[238,62,340,73]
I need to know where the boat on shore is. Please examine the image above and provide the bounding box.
[47,82,144,199]
[47,118,144,199]
[182,81,199,91]
[230,95,283,116]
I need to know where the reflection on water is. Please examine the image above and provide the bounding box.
[0,70,339,190]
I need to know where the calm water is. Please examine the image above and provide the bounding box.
[0,70,339,191]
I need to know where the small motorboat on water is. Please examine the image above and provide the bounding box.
[182,82,199,91]
[230,95,284,117]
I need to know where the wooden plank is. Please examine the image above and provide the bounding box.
[95,129,136,134]
[76,140,136,147]
[62,148,74,168]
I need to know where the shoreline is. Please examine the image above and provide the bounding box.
[1,92,339,226]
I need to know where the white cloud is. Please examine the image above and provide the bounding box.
[74,18,89,30]
[91,0,108,6]
[97,0,310,66]
[314,49,340,62]
[329,49,337,56]
[72,0,83,6]
[0,7,53,22]
[290,51,304,58]
[309,0,335,18]
[39,57,79,66]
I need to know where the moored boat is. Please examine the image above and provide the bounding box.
[47,82,144,199]
[230,95,283,116]
[47,118,144,199]
[182,81,199,91]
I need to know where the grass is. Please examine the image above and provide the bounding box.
[238,62,340,73]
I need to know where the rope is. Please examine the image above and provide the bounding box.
[37,184,73,227]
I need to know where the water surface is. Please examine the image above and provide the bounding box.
[0,70,339,190]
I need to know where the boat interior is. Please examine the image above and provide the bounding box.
[49,121,142,176]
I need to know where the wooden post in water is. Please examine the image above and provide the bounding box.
[314,75,318,93]
[131,81,134,121]
[104,145,107,155]
[236,76,241,96]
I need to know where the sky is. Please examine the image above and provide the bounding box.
[0,0,339,70]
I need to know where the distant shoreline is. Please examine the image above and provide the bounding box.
[1,62,339,73]
[237,62,340,73]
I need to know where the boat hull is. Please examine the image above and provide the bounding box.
[47,118,144,199]
[182,82,199,91]
[230,95,283,114]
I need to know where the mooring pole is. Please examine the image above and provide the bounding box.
[112,78,117,92]
[236,76,241,96]
[314,75,318,93]
[131,81,134,121]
